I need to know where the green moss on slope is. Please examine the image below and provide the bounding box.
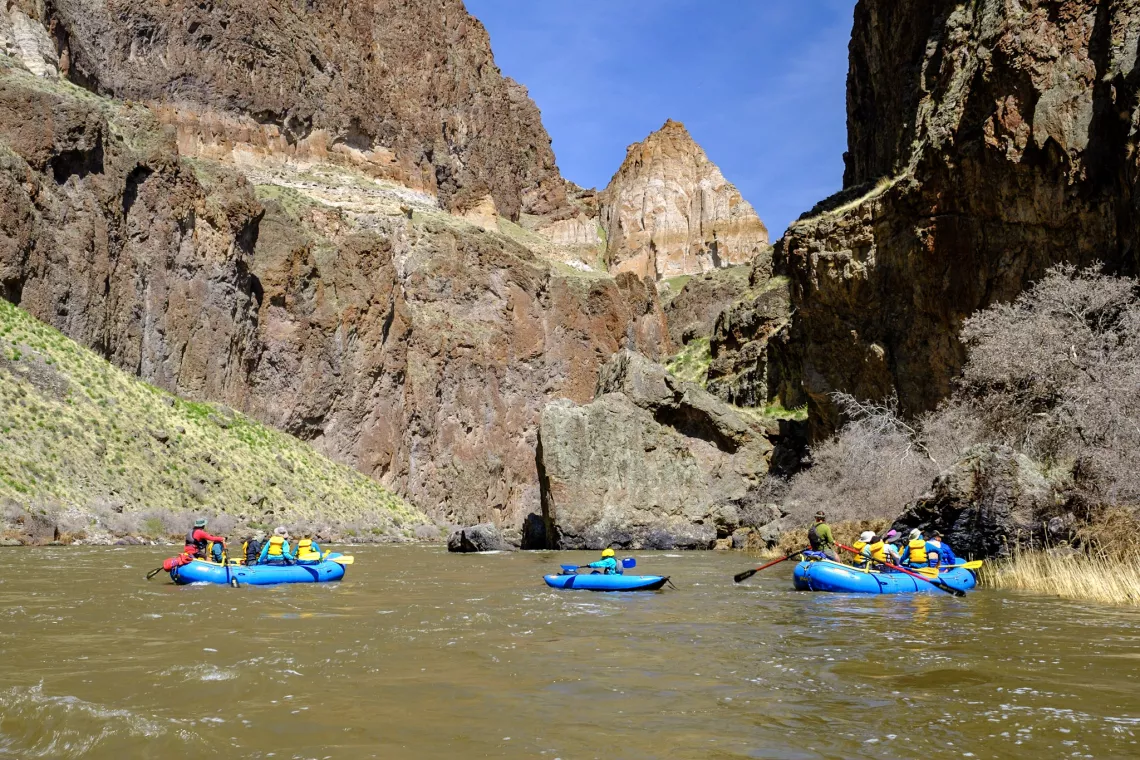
[0,299,425,542]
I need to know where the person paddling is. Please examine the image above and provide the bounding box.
[901,529,927,567]
[882,530,903,565]
[296,537,323,562]
[851,531,875,568]
[926,531,957,567]
[185,518,227,563]
[586,547,620,575]
[807,511,837,560]
[258,526,295,565]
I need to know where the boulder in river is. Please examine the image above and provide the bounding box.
[446,523,515,553]
[891,444,1065,559]
[536,350,774,550]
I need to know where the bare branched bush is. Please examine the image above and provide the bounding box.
[958,264,1140,509]
[780,395,939,525]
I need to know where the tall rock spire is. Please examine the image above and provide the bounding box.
[599,119,769,280]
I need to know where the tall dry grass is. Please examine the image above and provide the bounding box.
[980,547,1140,607]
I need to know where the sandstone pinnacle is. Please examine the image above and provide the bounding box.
[599,119,769,280]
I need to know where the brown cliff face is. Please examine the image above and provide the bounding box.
[599,120,769,280]
[0,48,669,528]
[31,0,564,220]
[776,0,1140,436]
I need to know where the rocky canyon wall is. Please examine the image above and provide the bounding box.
[18,0,565,219]
[776,0,1140,436]
[599,120,769,280]
[0,4,673,528]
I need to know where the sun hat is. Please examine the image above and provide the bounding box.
[859,531,874,543]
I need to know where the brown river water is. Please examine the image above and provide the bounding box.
[0,546,1137,759]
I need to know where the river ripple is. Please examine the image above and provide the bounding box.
[0,546,1137,759]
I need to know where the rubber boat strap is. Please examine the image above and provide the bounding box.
[664,577,677,590]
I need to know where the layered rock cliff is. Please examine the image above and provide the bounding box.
[599,120,769,280]
[0,17,670,528]
[776,0,1140,435]
[11,0,564,219]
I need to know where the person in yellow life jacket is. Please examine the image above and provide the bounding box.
[901,529,928,567]
[296,538,323,562]
[851,531,875,567]
[258,526,295,565]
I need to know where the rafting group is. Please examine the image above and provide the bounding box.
[738,510,980,596]
[147,518,353,587]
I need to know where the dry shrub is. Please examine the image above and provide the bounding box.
[980,546,1140,606]
[778,395,938,525]
[767,518,889,557]
[958,264,1140,510]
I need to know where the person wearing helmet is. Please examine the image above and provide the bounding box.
[807,511,836,560]
[184,518,227,562]
[258,526,295,565]
[586,547,620,575]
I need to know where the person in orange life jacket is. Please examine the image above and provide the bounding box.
[185,518,226,562]
[900,529,928,567]
[258,526,295,564]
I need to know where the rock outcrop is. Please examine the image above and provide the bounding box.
[536,350,776,549]
[447,523,514,553]
[599,120,768,280]
[775,0,1140,437]
[661,264,753,347]
[19,0,565,219]
[705,252,795,407]
[891,445,1066,559]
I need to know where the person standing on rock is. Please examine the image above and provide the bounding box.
[807,511,836,560]
[586,548,620,575]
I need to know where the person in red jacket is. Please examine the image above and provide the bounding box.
[185,518,227,562]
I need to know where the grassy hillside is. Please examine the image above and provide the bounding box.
[0,299,428,544]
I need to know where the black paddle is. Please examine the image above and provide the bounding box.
[145,567,164,580]
[734,546,811,583]
[838,543,965,597]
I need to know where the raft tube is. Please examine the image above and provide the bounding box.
[792,559,976,594]
[543,573,668,591]
[171,556,346,586]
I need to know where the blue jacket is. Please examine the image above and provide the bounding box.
[586,556,619,574]
[925,540,957,566]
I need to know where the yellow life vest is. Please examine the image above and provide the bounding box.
[868,541,888,564]
[852,540,869,566]
[907,539,927,565]
[267,535,286,556]
[296,539,320,561]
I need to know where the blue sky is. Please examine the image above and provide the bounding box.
[466,0,857,237]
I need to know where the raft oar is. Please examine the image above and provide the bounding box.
[734,546,811,583]
[328,555,354,565]
[914,560,983,577]
[145,567,164,580]
[838,544,966,597]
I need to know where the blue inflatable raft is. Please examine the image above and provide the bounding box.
[171,556,346,586]
[792,559,976,594]
[543,573,669,591]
